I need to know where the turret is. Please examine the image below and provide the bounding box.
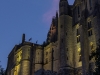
[58,0,73,70]
[59,0,69,16]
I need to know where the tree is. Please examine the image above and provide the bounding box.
[89,40,100,75]
[0,62,5,75]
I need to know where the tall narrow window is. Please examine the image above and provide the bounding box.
[77,29,79,35]
[78,48,82,62]
[78,6,80,17]
[76,28,80,43]
[89,0,92,10]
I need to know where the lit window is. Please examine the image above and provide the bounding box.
[78,48,82,62]
[90,42,94,52]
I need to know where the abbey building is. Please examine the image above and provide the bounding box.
[6,0,100,75]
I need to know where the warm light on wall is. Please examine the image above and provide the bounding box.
[15,50,22,63]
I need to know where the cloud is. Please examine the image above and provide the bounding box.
[42,0,59,24]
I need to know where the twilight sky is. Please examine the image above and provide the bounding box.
[0,0,74,69]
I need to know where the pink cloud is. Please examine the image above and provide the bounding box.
[42,0,59,25]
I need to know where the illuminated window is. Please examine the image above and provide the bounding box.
[90,42,94,52]
[78,48,82,62]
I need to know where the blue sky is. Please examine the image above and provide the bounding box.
[0,0,74,69]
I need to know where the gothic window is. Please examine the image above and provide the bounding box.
[88,21,92,29]
[88,30,93,36]
[88,21,93,36]
[78,6,80,17]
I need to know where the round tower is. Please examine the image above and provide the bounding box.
[58,0,73,69]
